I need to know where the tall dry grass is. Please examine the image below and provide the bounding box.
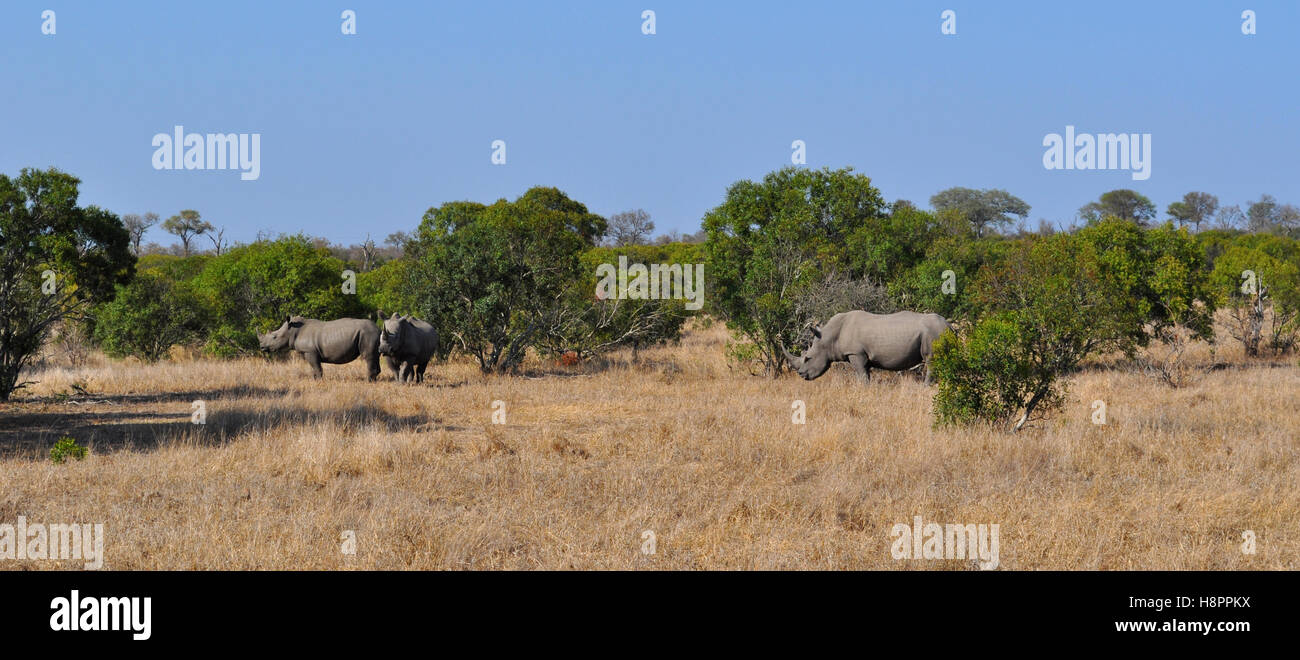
[1,320,1296,569]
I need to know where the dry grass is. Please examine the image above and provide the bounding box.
[2,319,1297,570]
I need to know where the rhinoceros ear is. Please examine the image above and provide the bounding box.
[390,312,400,320]
[811,325,822,339]
[376,309,385,321]
[284,314,291,326]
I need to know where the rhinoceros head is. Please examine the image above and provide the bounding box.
[258,315,300,353]
[784,324,833,381]
[377,311,406,356]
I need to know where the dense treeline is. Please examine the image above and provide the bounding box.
[4,166,1298,432]
[86,187,702,375]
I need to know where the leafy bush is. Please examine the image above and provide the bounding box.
[405,188,607,372]
[358,258,418,319]
[93,271,209,361]
[932,316,1044,427]
[548,244,700,358]
[0,168,134,400]
[190,236,369,355]
[1074,218,1215,341]
[1208,238,1300,356]
[50,435,88,464]
[934,234,1139,431]
[703,166,890,376]
[890,231,1011,322]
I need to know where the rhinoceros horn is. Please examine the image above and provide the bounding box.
[782,347,803,369]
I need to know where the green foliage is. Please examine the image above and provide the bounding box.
[929,187,1030,237]
[932,317,1041,427]
[358,258,418,318]
[845,201,945,285]
[1208,236,1300,355]
[92,271,209,361]
[1078,190,1157,225]
[50,435,88,464]
[138,253,212,282]
[190,236,368,355]
[406,187,606,372]
[890,232,1011,322]
[0,168,134,400]
[935,234,1138,430]
[1196,229,1243,271]
[558,243,698,356]
[703,166,889,376]
[1073,219,1215,340]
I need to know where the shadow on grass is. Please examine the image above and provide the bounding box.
[19,384,289,406]
[0,387,462,461]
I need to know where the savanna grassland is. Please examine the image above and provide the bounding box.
[1,319,1297,570]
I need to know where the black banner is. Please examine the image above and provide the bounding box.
[0,570,1286,649]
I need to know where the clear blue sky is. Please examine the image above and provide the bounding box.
[2,1,1296,245]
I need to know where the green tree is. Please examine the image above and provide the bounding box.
[0,168,134,400]
[846,200,946,286]
[1208,236,1300,356]
[93,271,209,361]
[1165,192,1218,232]
[162,209,214,256]
[406,187,607,373]
[1078,189,1157,225]
[1074,219,1215,341]
[358,258,418,320]
[934,234,1142,431]
[890,230,1011,322]
[702,166,888,376]
[555,243,698,358]
[191,235,368,355]
[929,187,1030,237]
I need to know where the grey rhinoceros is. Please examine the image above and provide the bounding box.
[257,315,381,381]
[783,310,952,384]
[376,311,439,383]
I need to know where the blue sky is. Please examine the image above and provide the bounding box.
[2,1,1296,245]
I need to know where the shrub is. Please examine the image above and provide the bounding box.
[405,188,607,373]
[50,436,88,464]
[932,316,1044,428]
[934,234,1138,431]
[703,166,890,376]
[1208,241,1300,356]
[190,236,369,355]
[93,271,209,361]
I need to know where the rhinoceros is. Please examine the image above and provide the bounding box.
[257,315,381,380]
[376,311,439,383]
[783,310,952,384]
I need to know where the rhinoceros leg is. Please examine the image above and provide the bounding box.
[848,354,871,384]
[303,351,324,379]
[385,356,402,381]
[413,361,428,384]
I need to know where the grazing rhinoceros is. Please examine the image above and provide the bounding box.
[783,310,952,384]
[376,311,439,384]
[257,316,381,381]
